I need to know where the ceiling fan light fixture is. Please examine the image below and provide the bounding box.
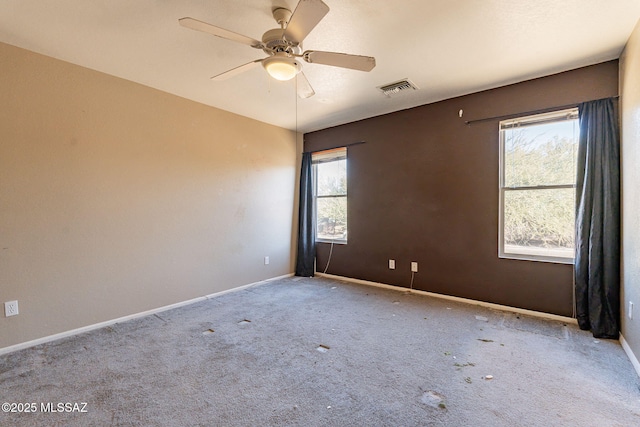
[180,0,375,98]
[262,55,301,81]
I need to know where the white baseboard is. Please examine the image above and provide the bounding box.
[316,272,578,325]
[620,334,640,378]
[0,273,292,356]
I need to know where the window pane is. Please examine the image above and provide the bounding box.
[317,196,347,241]
[316,159,347,196]
[503,188,574,258]
[504,119,578,187]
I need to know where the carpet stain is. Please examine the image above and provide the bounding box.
[502,314,566,339]
[454,362,476,369]
[421,390,445,409]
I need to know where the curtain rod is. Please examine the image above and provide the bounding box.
[464,95,619,126]
[304,141,366,153]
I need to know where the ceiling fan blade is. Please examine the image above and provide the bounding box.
[283,0,330,44]
[297,72,315,99]
[179,17,264,49]
[211,59,264,81]
[303,50,376,71]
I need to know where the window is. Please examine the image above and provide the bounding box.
[313,147,347,243]
[499,108,579,263]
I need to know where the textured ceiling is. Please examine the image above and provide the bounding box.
[1,0,639,132]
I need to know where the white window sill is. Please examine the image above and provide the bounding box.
[500,244,574,264]
[317,239,347,245]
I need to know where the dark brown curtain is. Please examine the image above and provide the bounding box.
[295,152,315,277]
[575,98,620,339]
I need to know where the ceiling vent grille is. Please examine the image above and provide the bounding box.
[378,79,418,97]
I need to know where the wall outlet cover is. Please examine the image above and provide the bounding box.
[5,300,19,317]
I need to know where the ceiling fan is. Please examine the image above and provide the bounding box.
[179,0,376,98]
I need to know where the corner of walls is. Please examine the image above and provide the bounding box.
[621,334,640,378]
[620,18,640,371]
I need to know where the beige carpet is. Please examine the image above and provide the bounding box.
[1,276,639,426]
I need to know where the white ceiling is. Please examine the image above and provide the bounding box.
[1,1,639,133]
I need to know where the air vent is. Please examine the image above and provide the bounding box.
[378,79,418,97]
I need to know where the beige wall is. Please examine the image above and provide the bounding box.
[620,19,640,359]
[0,43,299,349]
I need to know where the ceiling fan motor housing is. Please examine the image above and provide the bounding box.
[262,28,301,56]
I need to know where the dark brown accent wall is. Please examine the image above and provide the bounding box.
[304,61,619,316]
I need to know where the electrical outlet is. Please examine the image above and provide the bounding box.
[389,259,395,269]
[411,262,418,273]
[630,302,634,320]
[5,300,19,317]
[264,256,270,265]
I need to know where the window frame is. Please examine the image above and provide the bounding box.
[312,147,348,244]
[498,108,579,264]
